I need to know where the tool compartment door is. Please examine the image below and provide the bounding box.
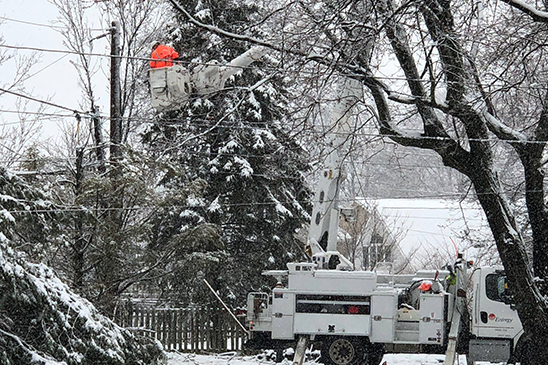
[419,293,445,345]
[370,293,396,342]
[271,290,295,339]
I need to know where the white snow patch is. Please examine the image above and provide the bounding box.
[274,201,292,217]
[0,209,15,223]
[186,196,205,207]
[0,194,18,203]
[220,140,239,154]
[179,209,200,219]
[208,196,221,212]
[234,156,253,177]
[194,8,211,20]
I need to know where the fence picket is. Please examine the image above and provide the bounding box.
[116,305,247,352]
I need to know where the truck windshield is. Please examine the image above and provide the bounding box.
[485,273,507,302]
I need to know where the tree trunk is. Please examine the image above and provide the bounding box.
[468,162,548,364]
[519,146,548,293]
[73,148,86,290]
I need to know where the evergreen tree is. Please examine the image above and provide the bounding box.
[0,168,163,364]
[143,0,311,306]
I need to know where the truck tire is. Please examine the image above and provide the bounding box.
[320,337,364,365]
[364,343,384,365]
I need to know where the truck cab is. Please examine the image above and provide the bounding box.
[468,267,522,364]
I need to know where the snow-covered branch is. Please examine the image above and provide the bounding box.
[501,0,548,23]
[480,109,528,143]
[168,0,297,55]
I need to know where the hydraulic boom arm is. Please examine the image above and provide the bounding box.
[305,78,363,270]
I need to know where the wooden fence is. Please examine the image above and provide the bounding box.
[115,306,248,352]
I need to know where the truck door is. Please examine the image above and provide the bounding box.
[471,268,521,339]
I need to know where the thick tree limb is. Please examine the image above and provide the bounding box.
[420,0,466,105]
[378,0,450,139]
[481,109,528,142]
[501,0,548,23]
[363,74,473,176]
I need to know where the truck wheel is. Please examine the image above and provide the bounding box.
[321,337,364,365]
[364,343,384,365]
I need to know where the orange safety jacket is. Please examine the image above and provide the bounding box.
[150,45,179,68]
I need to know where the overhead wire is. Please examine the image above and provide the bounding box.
[0,15,105,31]
[0,87,86,115]
[0,109,74,117]
[1,42,548,92]
[0,196,491,219]
[0,105,545,146]
[22,53,71,82]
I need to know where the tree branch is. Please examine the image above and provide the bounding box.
[168,0,300,55]
[500,0,548,23]
[481,108,528,142]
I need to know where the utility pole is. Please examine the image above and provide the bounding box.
[91,105,106,173]
[73,147,86,290]
[109,20,122,162]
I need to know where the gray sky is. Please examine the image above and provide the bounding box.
[0,0,109,141]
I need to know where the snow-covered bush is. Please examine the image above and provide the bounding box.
[0,243,164,365]
[0,168,163,364]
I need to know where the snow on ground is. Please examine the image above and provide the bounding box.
[166,352,470,365]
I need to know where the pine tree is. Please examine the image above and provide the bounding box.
[0,168,163,364]
[143,0,311,306]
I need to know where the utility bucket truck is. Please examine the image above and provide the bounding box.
[244,79,524,365]
[246,260,523,365]
[146,46,524,365]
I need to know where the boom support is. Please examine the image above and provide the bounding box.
[305,78,363,270]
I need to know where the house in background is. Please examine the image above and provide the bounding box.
[338,200,412,274]
[369,198,495,269]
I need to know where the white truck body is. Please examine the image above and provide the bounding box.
[246,263,523,365]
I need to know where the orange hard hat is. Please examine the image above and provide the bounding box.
[419,281,432,292]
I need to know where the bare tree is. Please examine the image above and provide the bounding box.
[45,0,169,313]
[339,201,411,273]
[0,26,47,168]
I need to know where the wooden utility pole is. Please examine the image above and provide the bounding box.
[91,105,106,172]
[73,147,86,290]
[109,20,122,162]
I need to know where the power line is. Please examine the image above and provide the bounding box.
[0,16,67,30]
[1,42,548,93]
[1,107,544,147]
[0,198,491,220]
[0,87,86,115]
[0,109,73,117]
[23,53,70,82]
[0,15,105,31]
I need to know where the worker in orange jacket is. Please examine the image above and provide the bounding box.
[150,42,179,68]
